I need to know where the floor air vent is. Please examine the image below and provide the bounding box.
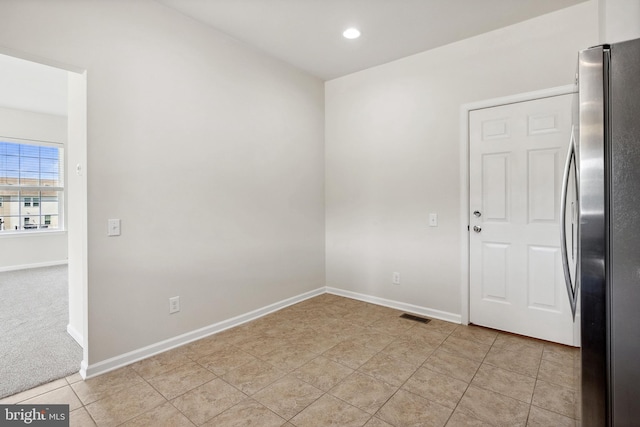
[399,313,431,324]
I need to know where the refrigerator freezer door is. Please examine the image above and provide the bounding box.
[578,45,608,427]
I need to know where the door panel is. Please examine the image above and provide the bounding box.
[481,242,510,302]
[482,154,509,221]
[469,94,576,346]
[528,149,559,222]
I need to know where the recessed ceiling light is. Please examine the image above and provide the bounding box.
[343,28,361,39]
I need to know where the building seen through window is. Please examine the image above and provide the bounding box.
[0,140,64,232]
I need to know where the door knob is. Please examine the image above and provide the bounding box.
[473,210,481,217]
[473,226,482,233]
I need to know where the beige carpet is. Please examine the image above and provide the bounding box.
[0,265,82,399]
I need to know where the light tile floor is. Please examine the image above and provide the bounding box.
[1,294,580,426]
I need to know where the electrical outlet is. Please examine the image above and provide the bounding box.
[392,272,401,285]
[169,296,180,314]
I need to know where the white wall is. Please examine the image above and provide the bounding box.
[0,0,325,366]
[325,2,599,319]
[599,0,640,43]
[0,107,68,270]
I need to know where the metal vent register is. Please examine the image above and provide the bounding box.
[399,313,431,324]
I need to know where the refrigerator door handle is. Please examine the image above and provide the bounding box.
[560,126,578,319]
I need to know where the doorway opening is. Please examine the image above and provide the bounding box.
[0,52,88,398]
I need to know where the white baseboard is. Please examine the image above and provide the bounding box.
[326,287,462,324]
[0,260,68,272]
[79,359,88,380]
[67,324,84,348]
[83,287,325,379]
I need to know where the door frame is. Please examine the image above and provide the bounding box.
[459,84,576,326]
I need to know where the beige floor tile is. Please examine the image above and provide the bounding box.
[71,367,145,405]
[197,347,258,376]
[527,405,576,427]
[287,333,340,354]
[221,358,286,395]
[368,316,416,335]
[445,410,493,426]
[210,327,257,347]
[313,320,365,340]
[403,367,468,409]
[377,389,452,427]
[260,344,318,372]
[542,343,577,368]
[171,378,246,425]
[290,394,371,427]
[531,379,575,418]
[399,326,450,348]
[330,321,368,337]
[421,319,459,335]
[483,346,541,378]
[66,373,84,385]
[423,348,481,383]
[130,349,193,380]
[70,407,97,427]
[253,374,323,420]
[10,295,586,427]
[120,401,195,426]
[349,329,396,351]
[329,371,397,414]
[183,335,235,359]
[439,335,492,362]
[341,309,384,327]
[457,385,530,427]
[1,378,68,404]
[235,335,290,357]
[537,358,575,389]
[493,333,544,357]
[201,398,285,427]
[358,352,417,386]
[146,362,216,400]
[21,385,83,411]
[364,417,394,427]
[323,340,379,370]
[362,303,402,318]
[450,325,498,346]
[292,356,354,391]
[85,381,165,426]
[380,338,436,366]
[471,364,536,403]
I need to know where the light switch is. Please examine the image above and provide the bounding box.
[429,213,438,227]
[107,219,121,236]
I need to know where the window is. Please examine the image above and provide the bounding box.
[0,140,64,232]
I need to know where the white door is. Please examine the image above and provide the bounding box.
[469,94,576,346]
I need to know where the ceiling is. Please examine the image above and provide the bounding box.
[157,0,587,80]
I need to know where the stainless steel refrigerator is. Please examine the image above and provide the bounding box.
[561,37,640,427]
